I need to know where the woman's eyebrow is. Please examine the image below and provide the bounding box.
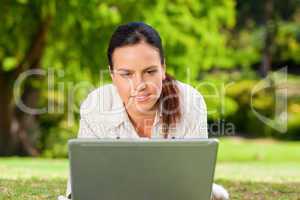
[143,65,158,71]
[116,68,133,73]
[116,65,158,72]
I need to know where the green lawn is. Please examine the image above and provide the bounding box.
[0,137,300,200]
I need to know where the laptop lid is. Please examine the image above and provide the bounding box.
[69,138,219,200]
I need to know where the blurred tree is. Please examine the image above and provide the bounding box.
[0,1,53,155]
[0,0,117,155]
[234,0,300,76]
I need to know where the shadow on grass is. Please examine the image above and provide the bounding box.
[217,179,300,200]
[0,178,299,200]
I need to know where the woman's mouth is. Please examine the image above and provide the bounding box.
[135,94,151,102]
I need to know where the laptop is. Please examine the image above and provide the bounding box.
[68,138,219,200]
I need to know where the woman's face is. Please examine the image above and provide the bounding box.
[110,41,166,115]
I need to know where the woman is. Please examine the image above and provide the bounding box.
[59,22,229,200]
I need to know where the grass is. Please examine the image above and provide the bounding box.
[217,137,300,163]
[0,137,300,199]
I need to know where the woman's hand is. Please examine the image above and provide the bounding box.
[57,195,71,200]
[212,183,230,200]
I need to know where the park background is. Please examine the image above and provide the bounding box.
[0,0,299,199]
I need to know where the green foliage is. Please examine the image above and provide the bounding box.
[191,73,240,120]
[143,0,237,79]
[1,0,238,79]
[286,112,300,140]
[190,71,300,140]
[40,121,78,158]
[233,0,300,67]
[275,21,300,63]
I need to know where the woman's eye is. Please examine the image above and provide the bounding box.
[120,73,131,77]
[147,70,157,74]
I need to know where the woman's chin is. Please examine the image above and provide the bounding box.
[135,100,158,114]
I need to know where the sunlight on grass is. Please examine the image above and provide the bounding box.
[215,162,300,183]
[0,137,299,183]
[0,158,68,180]
[218,137,300,162]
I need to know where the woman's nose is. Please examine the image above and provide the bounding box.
[135,81,146,92]
[133,75,146,92]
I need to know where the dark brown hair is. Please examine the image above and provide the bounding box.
[107,22,181,137]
